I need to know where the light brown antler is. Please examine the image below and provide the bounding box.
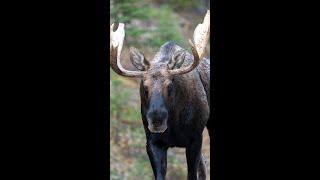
[110,23,144,77]
[169,10,210,75]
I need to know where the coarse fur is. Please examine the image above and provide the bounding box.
[135,41,210,180]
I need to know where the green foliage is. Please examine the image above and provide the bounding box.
[166,0,199,10]
[110,69,141,121]
[111,0,150,23]
[110,80,128,118]
[148,5,186,47]
[131,155,154,178]
[110,0,186,48]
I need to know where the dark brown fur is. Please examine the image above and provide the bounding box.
[132,42,210,180]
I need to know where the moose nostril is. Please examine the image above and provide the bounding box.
[147,110,168,122]
[153,121,162,126]
[157,110,168,119]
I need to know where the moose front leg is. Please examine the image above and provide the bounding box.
[146,141,168,180]
[186,136,203,180]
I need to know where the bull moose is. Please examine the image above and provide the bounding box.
[110,10,211,180]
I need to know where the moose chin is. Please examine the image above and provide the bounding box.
[110,10,211,180]
[147,113,168,133]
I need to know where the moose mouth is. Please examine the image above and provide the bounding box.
[148,124,167,133]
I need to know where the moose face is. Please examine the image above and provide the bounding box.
[130,44,181,133]
[142,71,171,133]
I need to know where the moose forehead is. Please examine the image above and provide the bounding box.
[142,42,183,86]
[153,41,184,62]
[144,68,170,82]
[143,42,179,73]
[143,68,171,89]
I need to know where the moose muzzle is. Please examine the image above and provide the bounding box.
[146,93,169,133]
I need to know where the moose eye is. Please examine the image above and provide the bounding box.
[144,86,149,96]
[167,83,174,97]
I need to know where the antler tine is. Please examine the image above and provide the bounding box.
[169,10,210,75]
[193,10,210,59]
[110,23,144,78]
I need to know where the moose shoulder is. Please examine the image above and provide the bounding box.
[110,10,210,180]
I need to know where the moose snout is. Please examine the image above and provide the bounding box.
[147,110,168,125]
[147,110,168,133]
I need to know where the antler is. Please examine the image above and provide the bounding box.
[110,23,144,77]
[169,10,210,75]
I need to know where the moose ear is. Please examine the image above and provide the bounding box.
[168,50,186,70]
[130,47,150,71]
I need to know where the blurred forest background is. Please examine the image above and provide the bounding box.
[110,0,211,179]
